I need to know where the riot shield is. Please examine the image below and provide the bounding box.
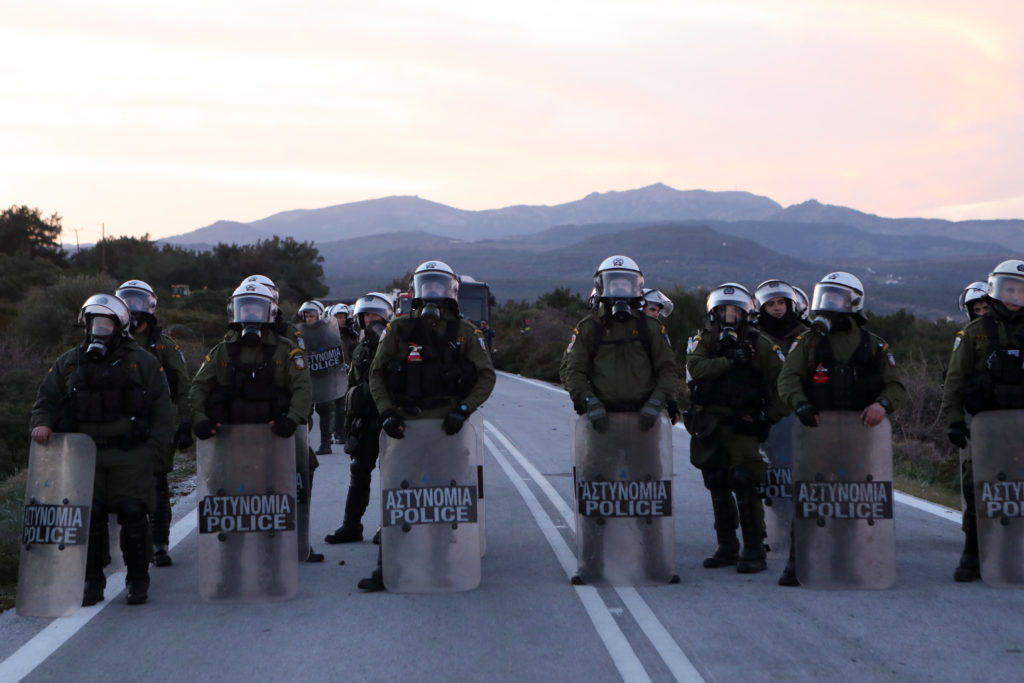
[760,415,796,560]
[379,418,481,592]
[197,424,298,602]
[793,412,895,590]
[970,410,1024,587]
[298,319,347,403]
[572,412,675,586]
[295,426,310,561]
[16,434,96,617]
[469,411,486,557]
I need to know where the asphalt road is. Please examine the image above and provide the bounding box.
[2,371,1023,682]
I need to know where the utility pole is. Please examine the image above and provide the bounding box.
[73,227,80,254]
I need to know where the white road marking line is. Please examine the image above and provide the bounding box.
[485,420,704,683]
[483,432,651,683]
[0,512,197,681]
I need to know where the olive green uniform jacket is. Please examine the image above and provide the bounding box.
[685,324,786,474]
[369,308,496,420]
[564,311,680,412]
[31,339,174,509]
[190,328,312,429]
[777,321,906,413]
[940,303,1024,424]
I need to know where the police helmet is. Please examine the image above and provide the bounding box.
[241,274,279,303]
[641,288,674,318]
[958,281,989,320]
[811,272,865,315]
[328,303,352,319]
[354,292,395,328]
[78,293,131,333]
[298,300,326,320]
[594,255,644,300]
[116,280,158,315]
[706,283,755,318]
[412,260,459,302]
[792,286,810,320]
[229,282,278,324]
[987,260,1024,309]
[754,279,798,315]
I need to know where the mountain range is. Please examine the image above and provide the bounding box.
[157,183,1024,319]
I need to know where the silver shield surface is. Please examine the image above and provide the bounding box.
[197,424,298,602]
[970,410,1024,587]
[572,412,674,586]
[761,416,796,559]
[16,433,96,617]
[298,319,347,403]
[379,418,481,593]
[793,412,895,590]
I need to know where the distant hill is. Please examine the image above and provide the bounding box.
[160,184,783,246]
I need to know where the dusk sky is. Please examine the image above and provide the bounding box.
[3,0,1022,244]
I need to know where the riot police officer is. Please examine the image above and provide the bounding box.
[563,257,681,584]
[31,294,174,606]
[324,292,394,545]
[686,283,786,574]
[116,279,192,568]
[189,281,312,454]
[941,261,1024,582]
[327,303,359,444]
[777,272,905,587]
[752,279,808,585]
[642,288,675,320]
[358,261,496,591]
[297,300,336,454]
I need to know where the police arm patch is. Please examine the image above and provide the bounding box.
[686,335,700,353]
[290,348,307,370]
[952,335,963,352]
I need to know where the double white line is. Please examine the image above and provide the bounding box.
[483,419,702,683]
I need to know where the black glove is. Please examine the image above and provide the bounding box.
[585,397,609,433]
[381,409,406,439]
[725,344,751,366]
[441,407,469,435]
[666,400,680,425]
[795,401,819,428]
[194,419,216,440]
[947,421,970,449]
[638,398,662,432]
[270,415,298,438]
[173,421,194,450]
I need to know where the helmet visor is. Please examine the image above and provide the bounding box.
[117,288,156,314]
[88,315,117,337]
[707,286,753,314]
[233,296,273,323]
[989,274,1024,308]
[811,283,856,314]
[414,272,458,300]
[599,271,643,299]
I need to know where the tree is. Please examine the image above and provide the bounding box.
[0,205,66,263]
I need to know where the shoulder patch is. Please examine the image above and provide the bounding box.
[296,337,305,351]
[887,352,896,367]
[293,354,306,370]
[952,335,962,352]
[788,339,799,354]
[664,333,672,349]
[686,336,699,353]
[775,345,786,362]
[565,333,577,354]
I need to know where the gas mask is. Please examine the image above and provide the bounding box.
[367,320,386,338]
[718,326,740,347]
[420,302,441,320]
[809,315,831,335]
[86,316,118,360]
[609,300,632,322]
[240,325,262,347]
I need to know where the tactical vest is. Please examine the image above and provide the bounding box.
[205,341,291,424]
[961,316,1024,414]
[804,329,885,410]
[383,317,478,409]
[689,327,767,414]
[61,347,151,436]
[589,315,656,411]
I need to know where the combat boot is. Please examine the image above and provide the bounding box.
[82,578,106,607]
[118,499,151,605]
[703,471,739,568]
[733,468,767,574]
[357,568,385,592]
[153,544,173,567]
[324,522,363,544]
[83,505,107,606]
[954,506,980,582]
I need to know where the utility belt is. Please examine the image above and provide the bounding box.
[91,434,145,451]
[395,396,456,414]
[603,400,645,413]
